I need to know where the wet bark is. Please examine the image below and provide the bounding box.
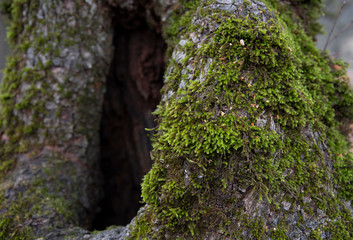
[0,0,352,239]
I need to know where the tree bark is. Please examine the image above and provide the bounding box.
[1,0,353,239]
[0,0,113,238]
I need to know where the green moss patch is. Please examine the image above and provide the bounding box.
[128,0,353,239]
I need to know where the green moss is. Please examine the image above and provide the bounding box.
[0,0,45,180]
[326,219,353,239]
[0,193,33,240]
[309,228,322,239]
[266,0,324,38]
[163,0,201,58]
[0,0,94,238]
[269,219,289,239]
[0,158,82,240]
[0,0,82,179]
[128,0,353,239]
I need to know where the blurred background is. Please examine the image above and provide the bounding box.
[316,0,353,83]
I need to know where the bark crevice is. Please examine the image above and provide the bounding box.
[91,6,166,230]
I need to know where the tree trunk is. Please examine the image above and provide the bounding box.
[1,0,353,239]
[0,10,10,82]
[0,0,113,238]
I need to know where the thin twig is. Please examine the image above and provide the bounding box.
[327,19,353,46]
[324,1,347,51]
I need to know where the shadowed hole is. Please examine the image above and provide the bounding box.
[91,5,166,230]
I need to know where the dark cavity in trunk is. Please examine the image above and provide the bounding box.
[91,5,166,230]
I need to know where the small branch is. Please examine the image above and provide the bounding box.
[327,19,353,47]
[323,1,347,51]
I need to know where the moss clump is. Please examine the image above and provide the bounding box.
[266,0,324,38]
[128,0,353,239]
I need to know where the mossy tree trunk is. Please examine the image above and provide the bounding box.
[0,0,113,238]
[1,0,353,239]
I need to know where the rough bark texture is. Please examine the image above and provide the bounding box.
[0,0,113,238]
[0,11,10,82]
[0,0,170,238]
[126,0,353,239]
[1,0,353,239]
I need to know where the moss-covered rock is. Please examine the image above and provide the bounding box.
[127,0,353,239]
